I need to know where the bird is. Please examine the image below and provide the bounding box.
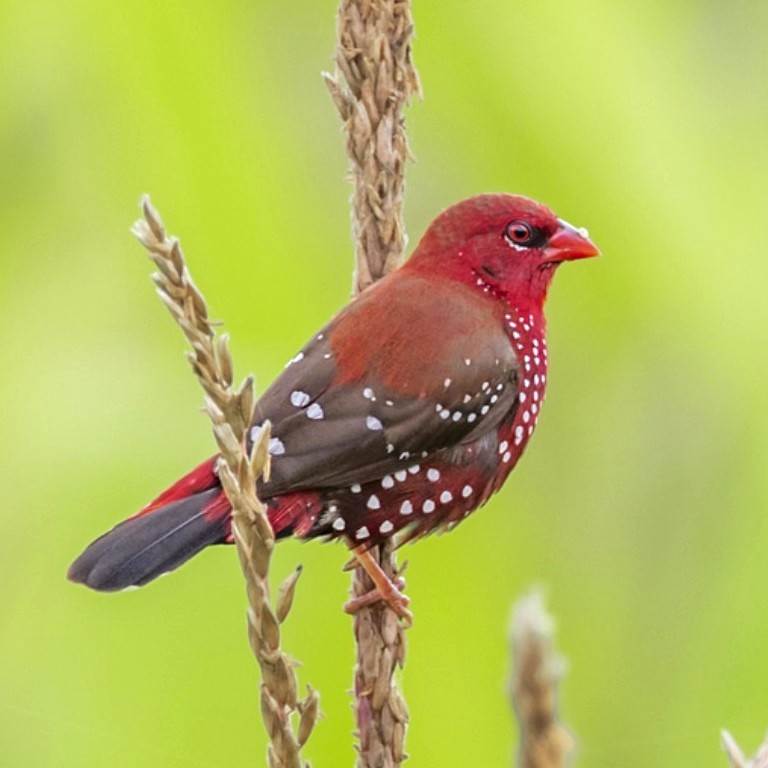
[68,194,598,619]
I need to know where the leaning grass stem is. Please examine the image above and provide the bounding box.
[132,197,318,768]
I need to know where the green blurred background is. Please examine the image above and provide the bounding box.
[2,1,767,765]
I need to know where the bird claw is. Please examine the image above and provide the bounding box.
[345,546,413,625]
[344,577,412,625]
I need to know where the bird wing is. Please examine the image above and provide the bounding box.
[251,271,519,496]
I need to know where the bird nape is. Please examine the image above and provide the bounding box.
[68,193,599,620]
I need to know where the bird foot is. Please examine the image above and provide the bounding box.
[344,548,413,625]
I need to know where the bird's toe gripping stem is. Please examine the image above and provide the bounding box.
[343,547,412,625]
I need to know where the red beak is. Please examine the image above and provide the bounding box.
[544,220,600,262]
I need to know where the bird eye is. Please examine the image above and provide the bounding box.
[504,221,535,245]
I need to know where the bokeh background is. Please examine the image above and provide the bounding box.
[2,1,767,766]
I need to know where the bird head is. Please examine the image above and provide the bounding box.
[407,194,599,307]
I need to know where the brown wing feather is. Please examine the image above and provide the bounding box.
[251,270,519,496]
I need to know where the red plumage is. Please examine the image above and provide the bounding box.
[68,194,598,599]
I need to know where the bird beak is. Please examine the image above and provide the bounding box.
[544,219,600,262]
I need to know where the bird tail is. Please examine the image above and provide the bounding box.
[67,457,233,592]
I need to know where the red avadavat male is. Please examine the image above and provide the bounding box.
[69,194,598,618]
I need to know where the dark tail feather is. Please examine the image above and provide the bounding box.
[68,482,232,592]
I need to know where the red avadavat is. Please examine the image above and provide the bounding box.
[69,194,598,617]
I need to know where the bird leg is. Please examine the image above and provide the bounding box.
[343,547,412,625]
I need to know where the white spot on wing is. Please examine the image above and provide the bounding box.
[307,403,324,420]
[285,352,304,367]
[290,390,310,408]
[379,520,394,534]
[355,526,370,540]
[367,494,381,510]
[400,500,413,516]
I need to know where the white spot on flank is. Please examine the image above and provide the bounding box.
[512,331,521,339]
[462,485,473,498]
[290,390,310,408]
[367,494,381,510]
[408,464,420,474]
[519,392,526,403]
[464,358,472,366]
[355,526,370,540]
[400,500,413,516]
[395,470,407,482]
[524,378,531,388]
[268,437,285,456]
[351,484,361,493]
[332,517,345,531]
[523,411,530,423]
[498,440,509,454]
[534,374,540,385]
[444,377,452,388]
[366,415,383,431]
[422,499,436,513]
[380,520,394,534]
[502,451,512,463]
[306,403,324,420]
[427,468,440,482]
[452,411,462,422]
[467,413,477,423]
[531,403,538,415]
[381,475,395,489]
[440,490,453,504]
[363,387,375,400]
[514,426,524,445]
